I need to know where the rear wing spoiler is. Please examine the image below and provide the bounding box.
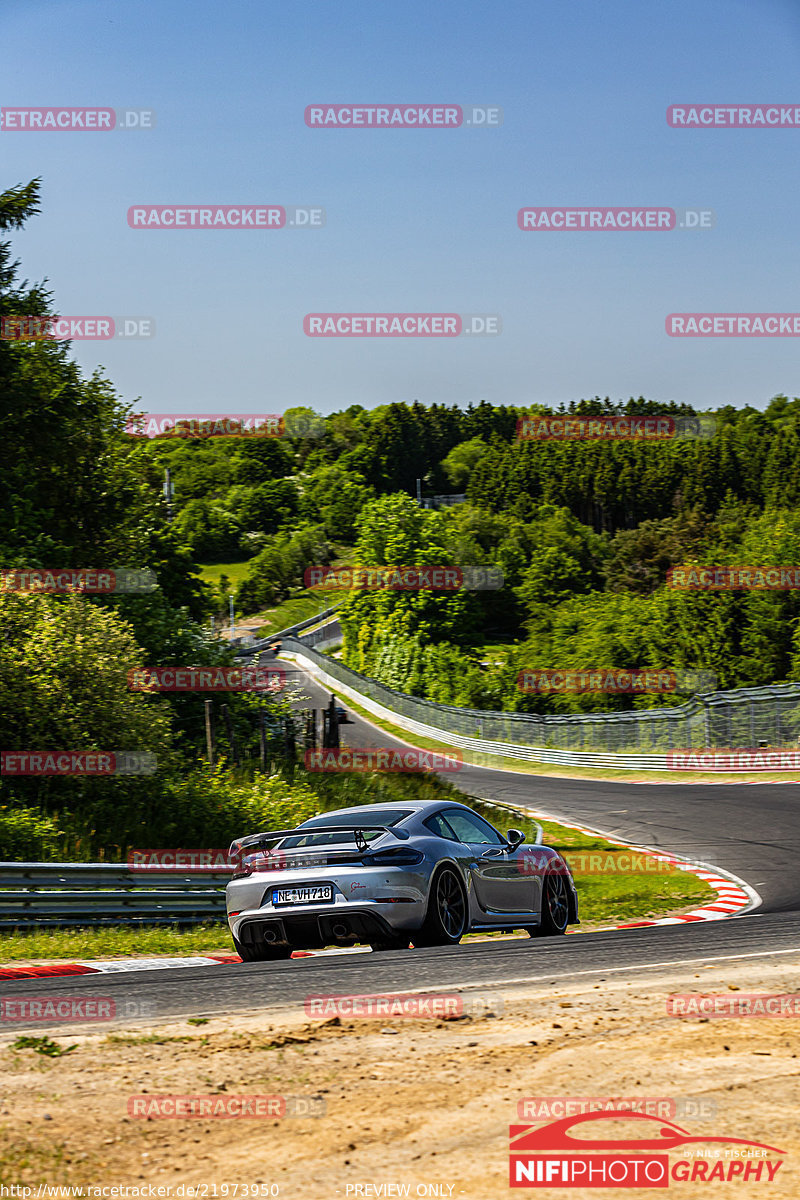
[230,823,410,856]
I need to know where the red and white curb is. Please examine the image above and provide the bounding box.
[0,946,371,982]
[626,779,800,785]
[0,954,239,981]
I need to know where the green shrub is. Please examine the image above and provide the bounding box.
[0,805,67,860]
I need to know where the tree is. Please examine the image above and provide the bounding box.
[0,592,174,822]
[441,437,489,491]
[340,494,482,675]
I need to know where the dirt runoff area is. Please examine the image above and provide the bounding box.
[2,953,799,1199]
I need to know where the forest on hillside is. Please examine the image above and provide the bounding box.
[3,180,800,853]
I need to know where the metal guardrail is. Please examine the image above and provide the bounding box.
[0,863,231,928]
[282,638,800,767]
[240,605,340,657]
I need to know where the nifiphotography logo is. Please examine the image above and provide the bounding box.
[509,1110,785,1187]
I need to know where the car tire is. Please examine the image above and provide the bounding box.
[414,867,468,946]
[233,936,292,962]
[527,869,570,937]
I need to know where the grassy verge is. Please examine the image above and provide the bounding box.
[0,923,232,963]
[251,591,342,632]
[197,567,344,634]
[238,546,355,632]
[197,560,253,589]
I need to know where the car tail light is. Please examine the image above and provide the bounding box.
[361,847,424,867]
[230,855,259,881]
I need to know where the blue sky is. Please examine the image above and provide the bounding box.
[3,0,800,415]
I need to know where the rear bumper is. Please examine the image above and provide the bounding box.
[232,906,413,950]
[227,865,428,948]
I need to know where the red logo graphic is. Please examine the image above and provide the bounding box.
[509,1111,784,1187]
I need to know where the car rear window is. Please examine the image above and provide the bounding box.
[281,809,412,848]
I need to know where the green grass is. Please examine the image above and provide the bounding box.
[0,922,232,963]
[0,1135,70,1187]
[252,590,341,633]
[12,1035,77,1056]
[234,545,355,631]
[196,560,254,589]
[474,641,519,665]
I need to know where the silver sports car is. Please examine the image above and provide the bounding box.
[226,800,579,960]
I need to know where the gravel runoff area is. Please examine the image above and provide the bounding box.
[1,951,798,1197]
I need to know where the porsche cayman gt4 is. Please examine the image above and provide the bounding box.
[226,800,579,961]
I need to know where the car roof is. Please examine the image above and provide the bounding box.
[303,799,477,820]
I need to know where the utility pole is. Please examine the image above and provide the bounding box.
[259,711,267,772]
[204,700,216,766]
[163,467,174,520]
[229,594,235,639]
[416,477,422,507]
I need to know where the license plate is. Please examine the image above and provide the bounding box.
[272,884,333,906]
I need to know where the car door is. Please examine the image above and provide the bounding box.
[441,808,534,915]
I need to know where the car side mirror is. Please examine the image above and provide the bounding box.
[506,828,525,849]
